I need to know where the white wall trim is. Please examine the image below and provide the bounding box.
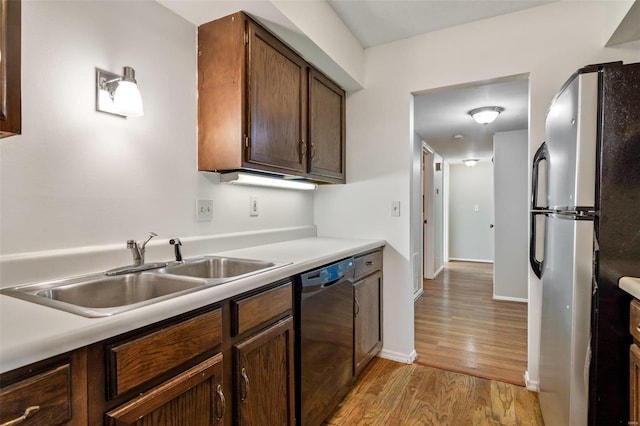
[525,370,540,392]
[378,349,417,364]
[433,265,444,278]
[493,295,528,303]
[449,258,494,263]
[413,288,424,301]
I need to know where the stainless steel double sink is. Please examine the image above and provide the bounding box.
[1,256,287,318]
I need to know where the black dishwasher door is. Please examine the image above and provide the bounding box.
[296,257,354,426]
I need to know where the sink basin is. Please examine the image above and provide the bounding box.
[1,256,289,318]
[162,256,280,280]
[1,273,207,318]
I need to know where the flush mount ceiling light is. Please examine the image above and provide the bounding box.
[96,66,144,118]
[463,159,479,167]
[220,172,318,191]
[468,106,504,125]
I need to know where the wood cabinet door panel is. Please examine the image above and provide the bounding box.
[0,364,71,426]
[308,68,345,182]
[234,317,294,426]
[0,0,21,138]
[105,353,224,426]
[247,22,307,174]
[632,344,640,423]
[354,272,382,375]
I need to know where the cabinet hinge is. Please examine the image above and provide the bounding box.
[243,32,248,45]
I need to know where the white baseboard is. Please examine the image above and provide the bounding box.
[525,371,539,392]
[449,258,493,264]
[413,288,424,301]
[434,265,444,277]
[378,349,417,364]
[493,295,528,303]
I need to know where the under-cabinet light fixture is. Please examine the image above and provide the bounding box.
[468,106,503,125]
[96,66,144,118]
[463,159,479,167]
[220,172,318,191]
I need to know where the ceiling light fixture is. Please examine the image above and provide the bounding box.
[220,172,318,191]
[463,159,478,167]
[96,66,144,118]
[468,106,504,125]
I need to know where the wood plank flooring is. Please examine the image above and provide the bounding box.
[325,358,544,425]
[415,261,528,386]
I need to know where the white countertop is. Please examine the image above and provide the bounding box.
[619,276,640,300]
[0,237,384,373]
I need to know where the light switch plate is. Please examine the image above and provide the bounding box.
[250,196,259,217]
[391,201,401,217]
[197,199,213,221]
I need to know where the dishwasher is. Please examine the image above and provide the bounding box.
[295,257,355,426]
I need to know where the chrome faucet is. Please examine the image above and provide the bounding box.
[128,232,157,266]
[169,238,183,262]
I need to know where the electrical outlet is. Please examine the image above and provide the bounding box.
[391,201,401,217]
[250,196,259,217]
[197,199,213,221]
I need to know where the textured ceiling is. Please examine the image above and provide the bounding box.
[327,0,555,48]
[414,76,529,164]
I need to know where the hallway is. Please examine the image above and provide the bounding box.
[414,261,528,385]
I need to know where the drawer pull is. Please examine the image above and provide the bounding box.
[215,384,226,420]
[365,261,374,266]
[240,367,250,401]
[355,298,360,316]
[1,406,40,426]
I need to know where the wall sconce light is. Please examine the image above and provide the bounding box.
[463,159,478,167]
[468,106,503,125]
[220,172,318,191]
[96,66,144,118]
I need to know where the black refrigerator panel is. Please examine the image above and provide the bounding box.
[589,62,640,426]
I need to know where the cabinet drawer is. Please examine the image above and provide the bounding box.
[233,282,292,336]
[108,308,222,398]
[631,300,640,342]
[355,250,382,280]
[0,364,71,426]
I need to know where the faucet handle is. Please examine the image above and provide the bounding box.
[127,240,136,248]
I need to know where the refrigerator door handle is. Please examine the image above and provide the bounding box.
[530,142,549,279]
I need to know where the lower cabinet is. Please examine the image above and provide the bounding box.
[353,249,383,377]
[631,344,640,424]
[105,353,225,426]
[234,317,295,425]
[354,271,382,376]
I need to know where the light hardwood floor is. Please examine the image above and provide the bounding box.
[415,261,528,385]
[325,358,544,425]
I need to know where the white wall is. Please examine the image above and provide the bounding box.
[0,0,314,257]
[314,0,640,381]
[493,130,529,301]
[449,162,494,262]
[494,130,529,301]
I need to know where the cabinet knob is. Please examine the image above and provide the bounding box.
[240,367,250,401]
[300,140,307,159]
[311,143,317,159]
[636,324,640,334]
[355,298,360,316]
[215,384,226,420]
[1,406,40,426]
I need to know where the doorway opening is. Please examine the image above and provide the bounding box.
[411,73,530,385]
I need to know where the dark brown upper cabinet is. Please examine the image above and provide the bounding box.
[0,0,21,138]
[308,68,346,183]
[197,12,346,183]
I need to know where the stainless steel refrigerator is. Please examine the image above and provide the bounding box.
[530,61,640,426]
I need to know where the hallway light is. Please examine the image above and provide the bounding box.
[468,106,503,124]
[463,159,478,167]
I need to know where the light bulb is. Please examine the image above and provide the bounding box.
[113,81,144,117]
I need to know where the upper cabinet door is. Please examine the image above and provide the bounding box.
[308,68,346,183]
[0,0,21,138]
[246,22,307,174]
